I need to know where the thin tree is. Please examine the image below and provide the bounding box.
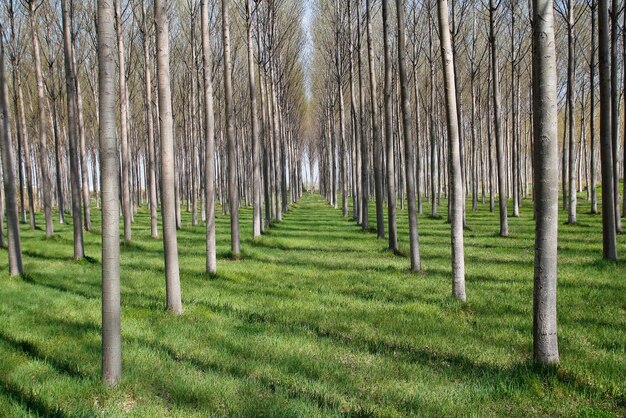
[488,0,508,237]
[115,0,132,242]
[202,0,217,273]
[61,0,85,260]
[27,0,54,238]
[438,0,465,302]
[0,22,23,276]
[532,0,559,365]
[366,0,384,238]
[98,0,121,386]
[397,0,421,271]
[222,0,240,257]
[247,0,262,238]
[382,0,397,251]
[140,0,158,239]
[598,0,618,259]
[155,0,183,313]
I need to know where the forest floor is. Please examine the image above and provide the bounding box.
[0,193,624,416]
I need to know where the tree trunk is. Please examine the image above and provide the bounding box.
[532,0,559,365]
[98,0,122,386]
[155,0,183,313]
[247,0,262,238]
[222,0,240,257]
[438,0,466,302]
[202,0,217,273]
[567,0,577,224]
[366,0,385,238]
[397,0,421,272]
[489,0,509,237]
[61,0,85,260]
[0,28,23,276]
[29,1,54,237]
[115,0,132,242]
[598,0,618,259]
[382,0,397,250]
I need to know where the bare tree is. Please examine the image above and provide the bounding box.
[0,22,23,276]
[598,0,618,259]
[27,0,54,238]
[155,0,183,313]
[532,0,559,365]
[222,0,240,257]
[438,0,465,302]
[202,0,217,273]
[98,0,121,386]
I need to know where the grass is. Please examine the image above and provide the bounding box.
[0,192,624,416]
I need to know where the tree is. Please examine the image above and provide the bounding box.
[438,0,466,302]
[27,0,54,238]
[222,0,240,257]
[155,0,183,314]
[115,0,132,242]
[532,0,559,365]
[98,0,121,385]
[61,0,85,260]
[366,0,384,239]
[140,0,158,239]
[202,0,217,273]
[382,0,397,251]
[247,0,262,238]
[598,0,618,260]
[0,21,23,276]
[488,0,509,237]
[397,0,421,271]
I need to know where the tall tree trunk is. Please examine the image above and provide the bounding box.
[397,0,421,271]
[366,0,385,238]
[115,0,132,242]
[222,0,240,257]
[247,0,262,238]
[141,1,158,239]
[0,27,23,276]
[358,0,369,230]
[155,0,183,313]
[61,0,85,260]
[28,1,54,237]
[590,1,598,214]
[202,0,217,273]
[567,0,577,224]
[438,0,466,302]
[610,0,622,232]
[489,0,509,237]
[599,0,618,259]
[532,0,559,365]
[98,0,121,386]
[382,0,397,250]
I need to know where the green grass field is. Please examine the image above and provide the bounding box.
[0,193,624,416]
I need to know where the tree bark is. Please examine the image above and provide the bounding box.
[599,0,618,259]
[382,0,397,250]
[0,26,23,276]
[98,0,121,386]
[202,0,217,273]
[438,0,466,302]
[366,0,385,238]
[61,0,85,260]
[28,1,54,237]
[155,0,183,313]
[489,0,509,237]
[532,0,560,365]
[222,0,240,257]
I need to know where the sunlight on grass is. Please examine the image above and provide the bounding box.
[0,193,624,415]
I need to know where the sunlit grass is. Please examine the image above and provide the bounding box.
[0,192,624,416]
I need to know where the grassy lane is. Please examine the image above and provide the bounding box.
[0,193,624,416]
